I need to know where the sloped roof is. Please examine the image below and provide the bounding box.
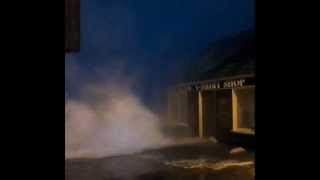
[188,30,255,81]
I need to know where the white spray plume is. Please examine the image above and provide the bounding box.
[64,57,205,159]
[65,82,175,159]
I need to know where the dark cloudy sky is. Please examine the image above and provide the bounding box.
[65,0,254,114]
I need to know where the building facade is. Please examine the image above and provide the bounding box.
[168,31,255,148]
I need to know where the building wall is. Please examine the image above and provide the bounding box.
[167,89,195,137]
[168,76,255,148]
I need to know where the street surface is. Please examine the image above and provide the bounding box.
[66,142,254,180]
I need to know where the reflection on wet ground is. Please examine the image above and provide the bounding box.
[65,142,254,180]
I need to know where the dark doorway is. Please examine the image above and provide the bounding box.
[202,91,217,138]
[187,91,199,137]
[216,90,233,142]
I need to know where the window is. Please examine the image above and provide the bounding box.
[232,87,255,135]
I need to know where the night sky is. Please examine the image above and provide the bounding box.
[65,0,255,114]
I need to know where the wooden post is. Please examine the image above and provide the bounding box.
[232,89,238,131]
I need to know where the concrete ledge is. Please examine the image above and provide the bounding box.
[230,129,255,135]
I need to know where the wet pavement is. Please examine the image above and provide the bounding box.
[65,142,254,180]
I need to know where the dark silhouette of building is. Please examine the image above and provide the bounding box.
[65,0,80,52]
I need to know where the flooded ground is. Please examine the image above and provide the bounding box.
[65,142,254,180]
